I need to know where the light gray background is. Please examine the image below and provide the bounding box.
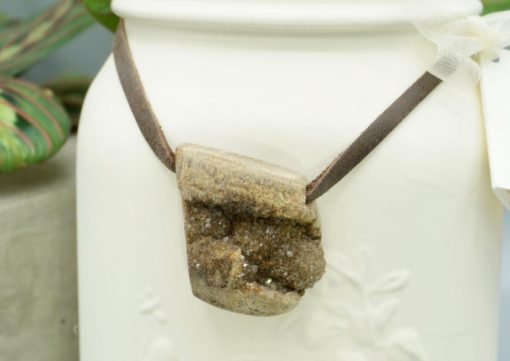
[2,1,509,360]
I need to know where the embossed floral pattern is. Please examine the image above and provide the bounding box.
[139,287,169,325]
[134,287,179,361]
[283,247,428,361]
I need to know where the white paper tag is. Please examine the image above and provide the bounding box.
[480,49,510,210]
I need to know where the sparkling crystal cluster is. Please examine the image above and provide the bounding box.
[176,144,325,316]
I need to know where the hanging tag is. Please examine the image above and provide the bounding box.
[480,49,510,210]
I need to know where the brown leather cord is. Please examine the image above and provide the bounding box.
[113,20,176,172]
[305,72,442,202]
[112,20,442,202]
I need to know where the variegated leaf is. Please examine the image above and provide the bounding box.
[44,76,92,130]
[0,12,12,30]
[0,0,94,76]
[0,77,71,171]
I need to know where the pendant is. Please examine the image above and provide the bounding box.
[176,144,325,316]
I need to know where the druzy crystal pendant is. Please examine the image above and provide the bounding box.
[176,144,326,316]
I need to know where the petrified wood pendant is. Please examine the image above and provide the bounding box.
[176,144,326,316]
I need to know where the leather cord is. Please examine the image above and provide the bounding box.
[112,20,442,203]
[305,72,442,202]
[113,20,176,171]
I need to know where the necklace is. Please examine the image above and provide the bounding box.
[113,20,441,316]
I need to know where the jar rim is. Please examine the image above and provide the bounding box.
[112,0,482,32]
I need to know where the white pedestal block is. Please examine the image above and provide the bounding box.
[0,137,78,361]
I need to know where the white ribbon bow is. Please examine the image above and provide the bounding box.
[414,8,510,211]
[415,10,510,86]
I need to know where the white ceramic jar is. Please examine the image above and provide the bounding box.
[77,0,503,360]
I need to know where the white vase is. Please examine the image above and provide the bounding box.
[77,0,503,360]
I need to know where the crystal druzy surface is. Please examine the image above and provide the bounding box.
[176,144,325,316]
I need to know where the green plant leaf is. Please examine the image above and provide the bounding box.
[0,12,12,29]
[44,76,92,131]
[483,0,510,13]
[83,0,119,32]
[0,76,72,172]
[0,0,94,76]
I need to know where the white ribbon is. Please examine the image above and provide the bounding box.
[413,8,510,210]
[415,10,510,86]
